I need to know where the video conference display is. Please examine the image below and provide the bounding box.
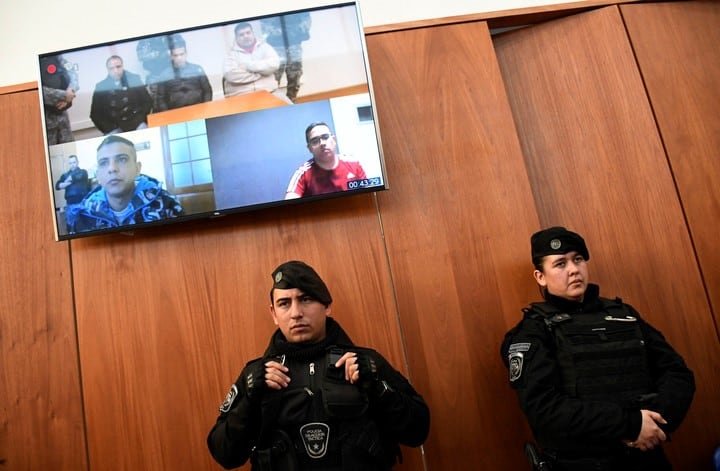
[38,2,387,241]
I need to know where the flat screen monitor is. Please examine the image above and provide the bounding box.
[37,2,387,241]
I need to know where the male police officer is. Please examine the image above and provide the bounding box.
[208,261,429,470]
[501,227,695,471]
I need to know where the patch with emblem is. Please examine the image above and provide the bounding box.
[299,422,330,459]
[275,271,283,283]
[550,238,561,250]
[219,384,238,413]
[508,352,524,382]
[507,342,531,382]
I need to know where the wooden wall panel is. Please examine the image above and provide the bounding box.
[621,0,720,333]
[367,21,542,470]
[494,5,720,469]
[5,3,719,471]
[0,91,87,470]
[69,194,424,470]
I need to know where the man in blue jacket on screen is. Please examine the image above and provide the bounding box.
[66,135,184,234]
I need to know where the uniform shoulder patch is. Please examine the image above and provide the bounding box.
[508,352,525,382]
[219,384,238,413]
[507,342,531,382]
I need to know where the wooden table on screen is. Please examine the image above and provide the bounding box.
[146,90,288,127]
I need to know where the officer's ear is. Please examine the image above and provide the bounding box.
[269,304,279,326]
[533,269,547,287]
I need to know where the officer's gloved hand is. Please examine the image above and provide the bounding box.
[244,361,267,403]
[356,353,392,400]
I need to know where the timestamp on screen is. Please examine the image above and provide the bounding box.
[347,177,383,190]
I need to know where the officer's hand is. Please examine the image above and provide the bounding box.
[335,352,379,388]
[245,360,289,401]
[263,360,290,391]
[334,351,360,384]
[628,409,667,451]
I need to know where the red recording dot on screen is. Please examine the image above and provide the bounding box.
[47,64,57,74]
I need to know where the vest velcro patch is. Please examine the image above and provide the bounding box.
[300,422,330,459]
[508,342,531,354]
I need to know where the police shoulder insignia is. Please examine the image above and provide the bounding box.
[300,422,330,459]
[219,384,238,413]
[508,352,524,382]
[507,342,531,382]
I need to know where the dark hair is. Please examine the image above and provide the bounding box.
[304,121,331,144]
[234,22,254,34]
[97,135,137,159]
[105,55,123,68]
[168,33,186,50]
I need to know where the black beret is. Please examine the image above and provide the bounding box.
[531,226,589,264]
[270,260,332,306]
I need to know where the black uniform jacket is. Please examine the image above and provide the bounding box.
[208,317,430,470]
[90,71,152,134]
[500,284,695,453]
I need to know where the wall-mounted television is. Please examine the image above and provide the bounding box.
[37,2,387,241]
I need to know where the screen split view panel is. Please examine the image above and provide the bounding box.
[38,2,388,241]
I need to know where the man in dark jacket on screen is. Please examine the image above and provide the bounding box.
[90,55,152,134]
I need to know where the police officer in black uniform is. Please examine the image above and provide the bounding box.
[501,227,695,471]
[208,261,430,470]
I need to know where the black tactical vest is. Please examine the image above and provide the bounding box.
[528,298,654,406]
[253,348,396,471]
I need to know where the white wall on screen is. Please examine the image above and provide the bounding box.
[2,0,583,89]
[330,94,383,182]
[58,5,366,137]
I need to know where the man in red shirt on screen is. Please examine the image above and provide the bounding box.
[284,122,367,199]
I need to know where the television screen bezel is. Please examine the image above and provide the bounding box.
[37,1,388,241]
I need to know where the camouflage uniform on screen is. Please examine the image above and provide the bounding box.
[40,55,79,145]
[261,12,312,102]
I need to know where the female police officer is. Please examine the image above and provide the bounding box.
[501,227,694,471]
